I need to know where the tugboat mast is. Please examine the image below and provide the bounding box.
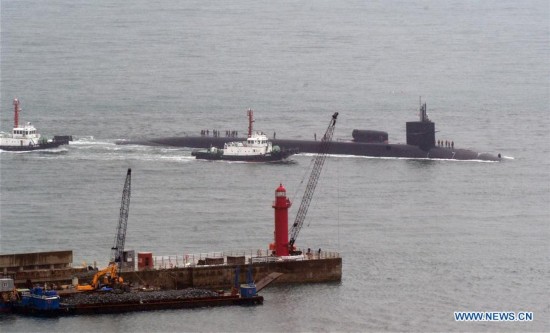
[13,98,20,128]
[247,109,254,138]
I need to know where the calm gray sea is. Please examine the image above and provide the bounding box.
[1,0,549,332]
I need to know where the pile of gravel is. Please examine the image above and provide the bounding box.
[62,288,220,305]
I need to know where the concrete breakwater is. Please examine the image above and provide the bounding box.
[123,257,342,290]
[2,250,342,290]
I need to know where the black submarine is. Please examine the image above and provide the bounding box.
[117,103,501,161]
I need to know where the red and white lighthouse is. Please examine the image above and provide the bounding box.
[271,183,292,256]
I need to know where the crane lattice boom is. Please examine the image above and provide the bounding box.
[288,112,338,250]
[110,168,131,267]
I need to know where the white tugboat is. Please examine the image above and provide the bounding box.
[0,98,71,151]
[192,109,298,162]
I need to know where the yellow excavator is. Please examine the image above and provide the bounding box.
[76,263,124,291]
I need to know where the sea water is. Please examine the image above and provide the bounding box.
[1,1,548,331]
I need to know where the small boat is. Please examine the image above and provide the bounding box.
[192,131,298,162]
[0,277,17,313]
[10,287,64,316]
[0,98,71,151]
[192,109,298,162]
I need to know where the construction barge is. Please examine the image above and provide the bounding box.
[3,283,262,316]
[62,292,263,315]
[2,252,268,316]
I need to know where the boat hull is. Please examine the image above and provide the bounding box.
[10,294,263,316]
[192,148,298,162]
[1,142,64,152]
[0,136,71,152]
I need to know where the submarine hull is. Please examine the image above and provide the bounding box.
[117,136,500,161]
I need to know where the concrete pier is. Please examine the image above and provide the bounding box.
[122,257,342,290]
[3,250,342,290]
[1,250,87,285]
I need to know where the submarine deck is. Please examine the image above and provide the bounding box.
[117,136,500,161]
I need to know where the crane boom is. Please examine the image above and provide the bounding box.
[288,112,338,251]
[110,168,131,267]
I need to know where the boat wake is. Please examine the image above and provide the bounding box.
[5,136,196,164]
[296,153,501,163]
[71,139,194,163]
[70,136,107,145]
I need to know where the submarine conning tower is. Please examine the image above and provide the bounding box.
[406,102,436,151]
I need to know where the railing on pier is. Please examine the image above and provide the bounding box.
[151,248,340,270]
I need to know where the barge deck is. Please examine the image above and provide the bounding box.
[10,288,262,317]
